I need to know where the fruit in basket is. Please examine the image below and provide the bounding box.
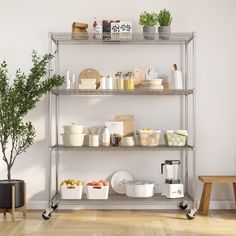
[61,179,83,187]
[87,180,109,187]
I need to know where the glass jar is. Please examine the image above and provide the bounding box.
[126,72,134,90]
[115,72,124,90]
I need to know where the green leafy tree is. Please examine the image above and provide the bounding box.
[0,51,64,180]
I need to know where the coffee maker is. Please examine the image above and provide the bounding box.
[161,160,184,198]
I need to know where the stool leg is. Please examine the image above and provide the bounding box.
[198,183,212,216]
[12,186,15,221]
[3,212,6,219]
[233,183,236,205]
[23,183,26,218]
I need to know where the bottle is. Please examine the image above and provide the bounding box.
[107,75,113,90]
[66,70,70,89]
[102,127,110,146]
[93,17,97,39]
[100,75,106,89]
[127,72,134,90]
[95,22,102,39]
[71,73,76,89]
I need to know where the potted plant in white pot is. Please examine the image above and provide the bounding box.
[0,51,64,210]
[139,11,158,40]
[158,9,173,40]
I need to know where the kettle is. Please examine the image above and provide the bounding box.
[161,160,180,184]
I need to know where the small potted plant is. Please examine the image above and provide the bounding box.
[158,9,173,40]
[0,52,64,211]
[139,11,158,40]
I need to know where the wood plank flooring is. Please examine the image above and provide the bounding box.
[0,210,236,236]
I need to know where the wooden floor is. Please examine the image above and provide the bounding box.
[0,210,236,236]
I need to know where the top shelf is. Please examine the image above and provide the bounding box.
[50,32,195,46]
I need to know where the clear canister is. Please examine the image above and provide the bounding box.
[115,72,124,90]
[126,72,134,90]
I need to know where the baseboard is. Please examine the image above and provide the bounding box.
[28,200,236,210]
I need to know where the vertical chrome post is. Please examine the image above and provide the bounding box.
[47,32,53,208]
[184,42,189,194]
[55,43,60,198]
[192,32,197,209]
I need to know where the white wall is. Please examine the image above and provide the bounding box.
[0,0,236,209]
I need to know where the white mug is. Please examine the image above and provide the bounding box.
[89,135,99,147]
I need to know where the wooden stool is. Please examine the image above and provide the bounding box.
[0,183,26,221]
[198,176,236,216]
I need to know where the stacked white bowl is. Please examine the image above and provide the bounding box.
[61,124,85,146]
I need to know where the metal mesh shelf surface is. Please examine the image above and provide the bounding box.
[51,32,194,45]
[51,145,193,151]
[59,193,193,206]
[51,89,194,96]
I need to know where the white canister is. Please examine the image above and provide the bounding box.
[171,70,183,89]
[89,135,99,147]
[100,76,106,89]
[107,76,113,90]
[66,70,70,89]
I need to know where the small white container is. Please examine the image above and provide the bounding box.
[66,70,70,89]
[85,185,109,199]
[61,134,85,146]
[63,124,83,134]
[126,180,154,198]
[121,136,135,146]
[89,134,99,147]
[60,185,83,199]
[102,127,110,146]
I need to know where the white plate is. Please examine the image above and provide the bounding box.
[111,170,134,194]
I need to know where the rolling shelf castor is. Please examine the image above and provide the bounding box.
[179,201,188,210]
[51,203,58,211]
[186,209,197,220]
[42,209,53,220]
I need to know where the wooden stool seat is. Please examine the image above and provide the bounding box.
[198,176,236,216]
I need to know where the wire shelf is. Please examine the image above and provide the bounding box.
[51,89,194,96]
[51,32,194,45]
[51,145,194,152]
[59,193,193,206]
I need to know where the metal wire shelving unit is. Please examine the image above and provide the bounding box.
[42,31,197,220]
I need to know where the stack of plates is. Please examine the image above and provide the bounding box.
[140,79,163,90]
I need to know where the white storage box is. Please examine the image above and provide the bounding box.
[85,186,109,200]
[137,129,161,146]
[60,185,83,199]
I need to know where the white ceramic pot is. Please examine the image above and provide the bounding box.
[126,180,154,198]
[63,124,83,134]
[61,134,85,146]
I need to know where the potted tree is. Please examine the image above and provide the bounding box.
[158,9,173,40]
[0,51,64,210]
[139,11,158,40]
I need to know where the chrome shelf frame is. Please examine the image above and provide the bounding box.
[52,88,194,96]
[51,145,194,152]
[46,31,197,216]
[51,32,194,46]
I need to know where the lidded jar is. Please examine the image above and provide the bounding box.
[115,72,124,90]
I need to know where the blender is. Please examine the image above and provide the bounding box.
[161,160,184,198]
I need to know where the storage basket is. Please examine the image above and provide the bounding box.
[85,186,109,200]
[60,185,83,199]
[137,129,161,146]
[164,130,188,146]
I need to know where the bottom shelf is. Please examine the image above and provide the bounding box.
[58,193,193,209]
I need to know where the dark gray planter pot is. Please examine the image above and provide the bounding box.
[143,26,156,40]
[0,180,25,208]
[158,26,171,40]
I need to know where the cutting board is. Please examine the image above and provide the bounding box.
[115,115,134,137]
[78,68,101,89]
[134,68,149,86]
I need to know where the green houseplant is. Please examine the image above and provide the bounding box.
[139,11,158,40]
[158,9,173,39]
[0,51,64,209]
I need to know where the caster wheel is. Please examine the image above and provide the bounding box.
[42,210,52,220]
[51,204,58,211]
[179,201,188,210]
[186,209,197,220]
